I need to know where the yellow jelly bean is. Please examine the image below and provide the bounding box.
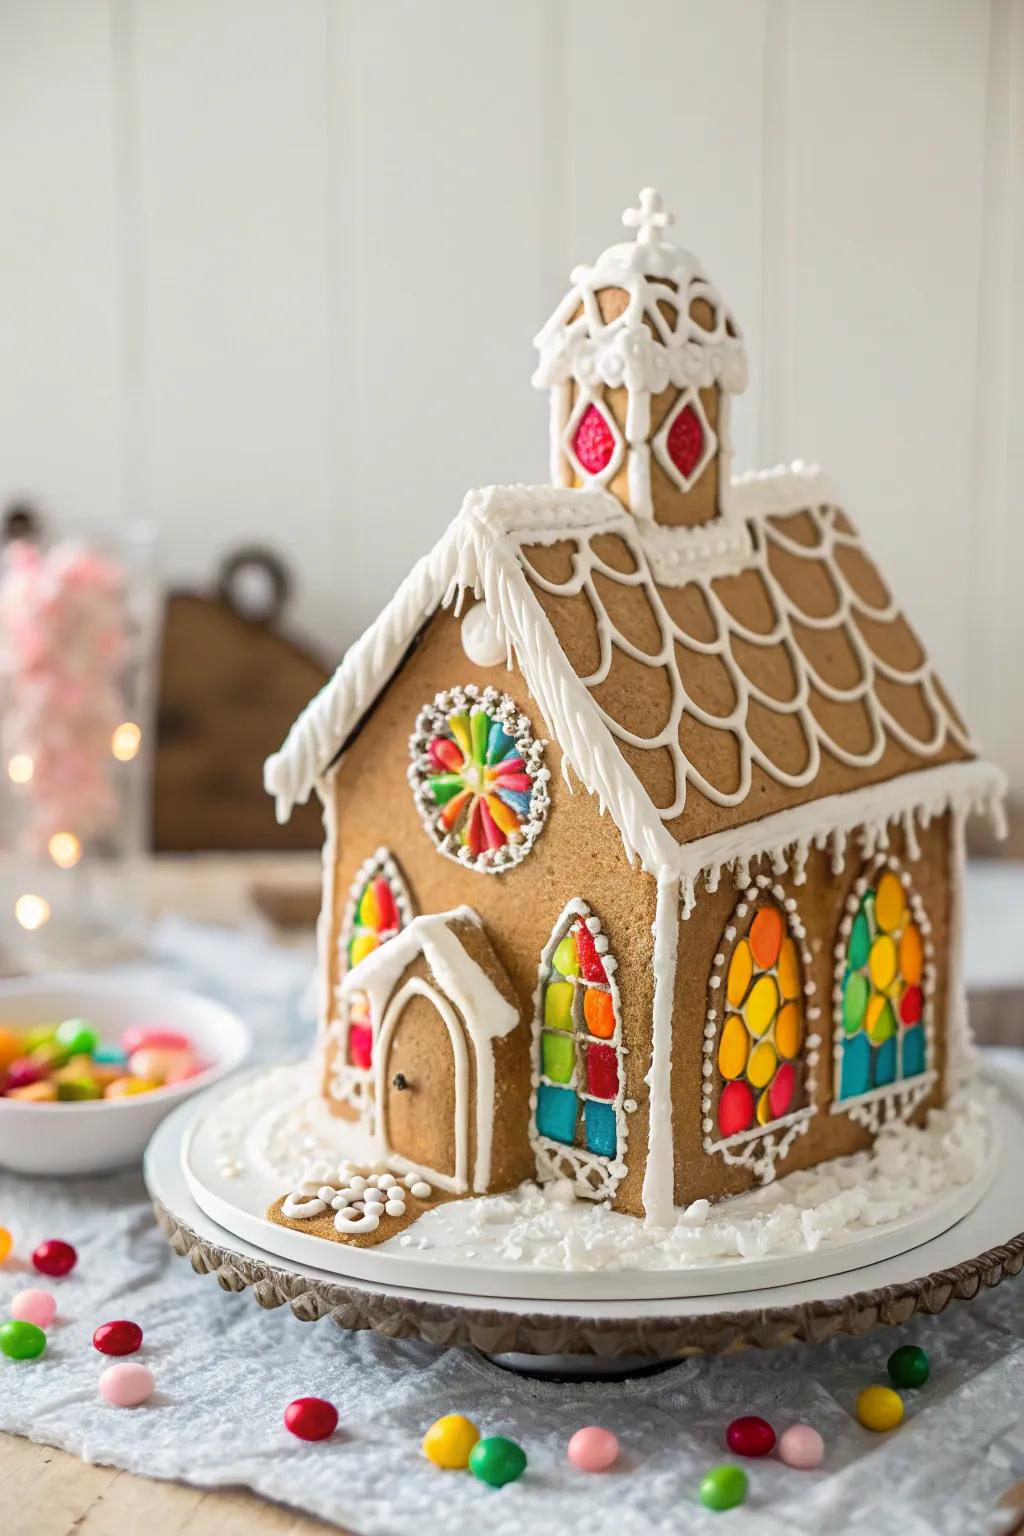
[105,1077,159,1099]
[856,1385,904,1432]
[0,1227,12,1264]
[747,1039,777,1089]
[422,1413,481,1469]
[744,974,779,1036]
[875,872,906,934]
[868,935,898,991]
[717,1015,749,1080]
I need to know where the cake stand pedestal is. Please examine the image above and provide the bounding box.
[144,1056,1024,1368]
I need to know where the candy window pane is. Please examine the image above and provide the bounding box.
[839,869,927,1099]
[715,901,804,1140]
[536,907,622,1161]
[340,854,410,1069]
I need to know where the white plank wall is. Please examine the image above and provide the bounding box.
[1,1,1022,781]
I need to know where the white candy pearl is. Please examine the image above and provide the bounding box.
[348,1176,367,1193]
[385,1200,406,1217]
[317,1186,337,1203]
[377,1173,396,1189]
[409,1181,432,1199]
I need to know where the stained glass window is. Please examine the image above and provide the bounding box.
[409,685,549,873]
[837,866,928,1100]
[338,852,411,1073]
[713,899,806,1140]
[535,905,622,1163]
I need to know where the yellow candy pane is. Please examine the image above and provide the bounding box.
[777,938,801,1001]
[349,932,380,967]
[726,940,753,1008]
[552,933,580,977]
[868,935,898,991]
[875,871,906,934]
[900,924,923,986]
[748,1039,778,1089]
[544,981,574,1031]
[744,974,779,1037]
[718,1015,749,1080]
[756,1087,774,1125]
[774,1002,803,1059]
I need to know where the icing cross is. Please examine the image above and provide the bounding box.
[623,187,675,245]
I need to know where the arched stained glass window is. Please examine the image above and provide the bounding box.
[835,859,932,1106]
[532,900,626,1200]
[703,880,820,1181]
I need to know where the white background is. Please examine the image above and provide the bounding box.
[1,0,1022,783]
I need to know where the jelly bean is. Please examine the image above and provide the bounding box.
[699,1464,748,1512]
[422,1413,481,1468]
[56,1078,103,1102]
[855,1385,904,1432]
[93,1320,143,1357]
[129,1047,193,1083]
[99,1362,154,1407]
[726,1414,776,1457]
[4,1058,45,1092]
[887,1345,930,1389]
[284,1396,338,1442]
[164,1057,202,1085]
[105,1076,159,1099]
[32,1240,77,1278]
[468,1436,527,1487]
[0,1028,23,1071]
[22,1024,56,1053]
[567,1426,619,1472]
[0,1320,46,1360]
[55,1019,99,1056]
[778,1424,825,1469]
[10,1290,57,1329]
[122,1027,191,1057]
[7,1081,57,1102]
[0,1228,12,1264]
[93,1045,127,1067]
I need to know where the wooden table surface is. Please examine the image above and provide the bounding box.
[1,854,347,1536]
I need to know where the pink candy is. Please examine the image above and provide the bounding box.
[121,1027,191,1057]
[99,1361,155,1407]
[9,1289,57,1329]
[128,1047,196,1083]
[567,1426,620,1472]
[778,1424,825,1469]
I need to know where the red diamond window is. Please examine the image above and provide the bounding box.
[666,403,704,480]
[572,404,615,475]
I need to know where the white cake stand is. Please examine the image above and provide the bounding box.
[144,1054,1024,1369]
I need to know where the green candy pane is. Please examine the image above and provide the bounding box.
[427,774,465,806]
[868,999,897,1045]
[541,1031,575,1084]
[470,709,489,764]
[848,911,871,970]
[552,934,580,977]
[842,971,869,1034]
[544,980,574,1031]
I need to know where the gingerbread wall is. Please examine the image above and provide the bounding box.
[322,605,659,1217]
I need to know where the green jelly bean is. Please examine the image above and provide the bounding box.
[699,1464,748,1512]
[468,1435,527,1487]
[887,1344,930,1389]
[0,1321,46,1361]
[55,1018,99,1056]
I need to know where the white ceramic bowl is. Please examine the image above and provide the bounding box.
[0,976,251,1177]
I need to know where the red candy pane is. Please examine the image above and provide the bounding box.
[749,906,783,970]
[586,1043,618,1100]
[666,402,704,479]
[370,877,398,933]
[900,985,923,1026]
[768,1061,796,1120]
[572,405,615,475]
[347,1023,373,1070]
[574,923,607,984]
[718,1079,755,1138]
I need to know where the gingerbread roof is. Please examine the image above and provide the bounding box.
[266,470,1003,890]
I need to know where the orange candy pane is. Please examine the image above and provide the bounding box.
[875,871,907,934]
[744,974,779,1037]
[718,1015,749,1080]
[900,924,923,986]
[726,940,753,1008]
[774,1002,803,1059]
[777,938,800,1001]
[583,987,615,1039]
[750,907,783,970]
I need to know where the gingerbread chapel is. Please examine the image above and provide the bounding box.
[265,190,1004,1228]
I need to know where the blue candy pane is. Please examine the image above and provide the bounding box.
[584,1099,617,1158]
[537,1084,577,1145]
[902,1026,926,1078]
[840,1031,871,1100]
[873,1036,897,1088]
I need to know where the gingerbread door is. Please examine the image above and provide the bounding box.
[380,979,467,1185]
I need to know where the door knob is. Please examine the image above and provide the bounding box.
[392,1072,410,1091]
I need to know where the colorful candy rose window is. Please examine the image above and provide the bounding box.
[534,905,624,1185]
[409,685,549,872]
[837,865,929,1102]
[713,903,806,1142]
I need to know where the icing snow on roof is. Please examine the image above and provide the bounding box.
[265,471,1003,884]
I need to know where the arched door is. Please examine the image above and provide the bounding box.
[379,979,468,1187]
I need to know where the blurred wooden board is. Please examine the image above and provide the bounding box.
[154,591,331,852]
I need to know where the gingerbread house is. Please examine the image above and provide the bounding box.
[265,190,1004,1226]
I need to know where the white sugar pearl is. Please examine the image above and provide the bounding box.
[385,1200,406,1217]
[317,1186,337,1203]
[377,1173,396,1189]
[348,1176,367,1193]
[364,1200,384,1215]
[409,1182,432,1199]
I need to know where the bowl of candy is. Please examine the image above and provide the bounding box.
[0,977,251,1175]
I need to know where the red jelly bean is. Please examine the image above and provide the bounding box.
[93,1319,143,1356]
[284,1396,338,1442]
[726,1415,776,1458]
[31,1240,77,1278]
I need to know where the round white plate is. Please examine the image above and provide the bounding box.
[153,1057,1020,1305]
